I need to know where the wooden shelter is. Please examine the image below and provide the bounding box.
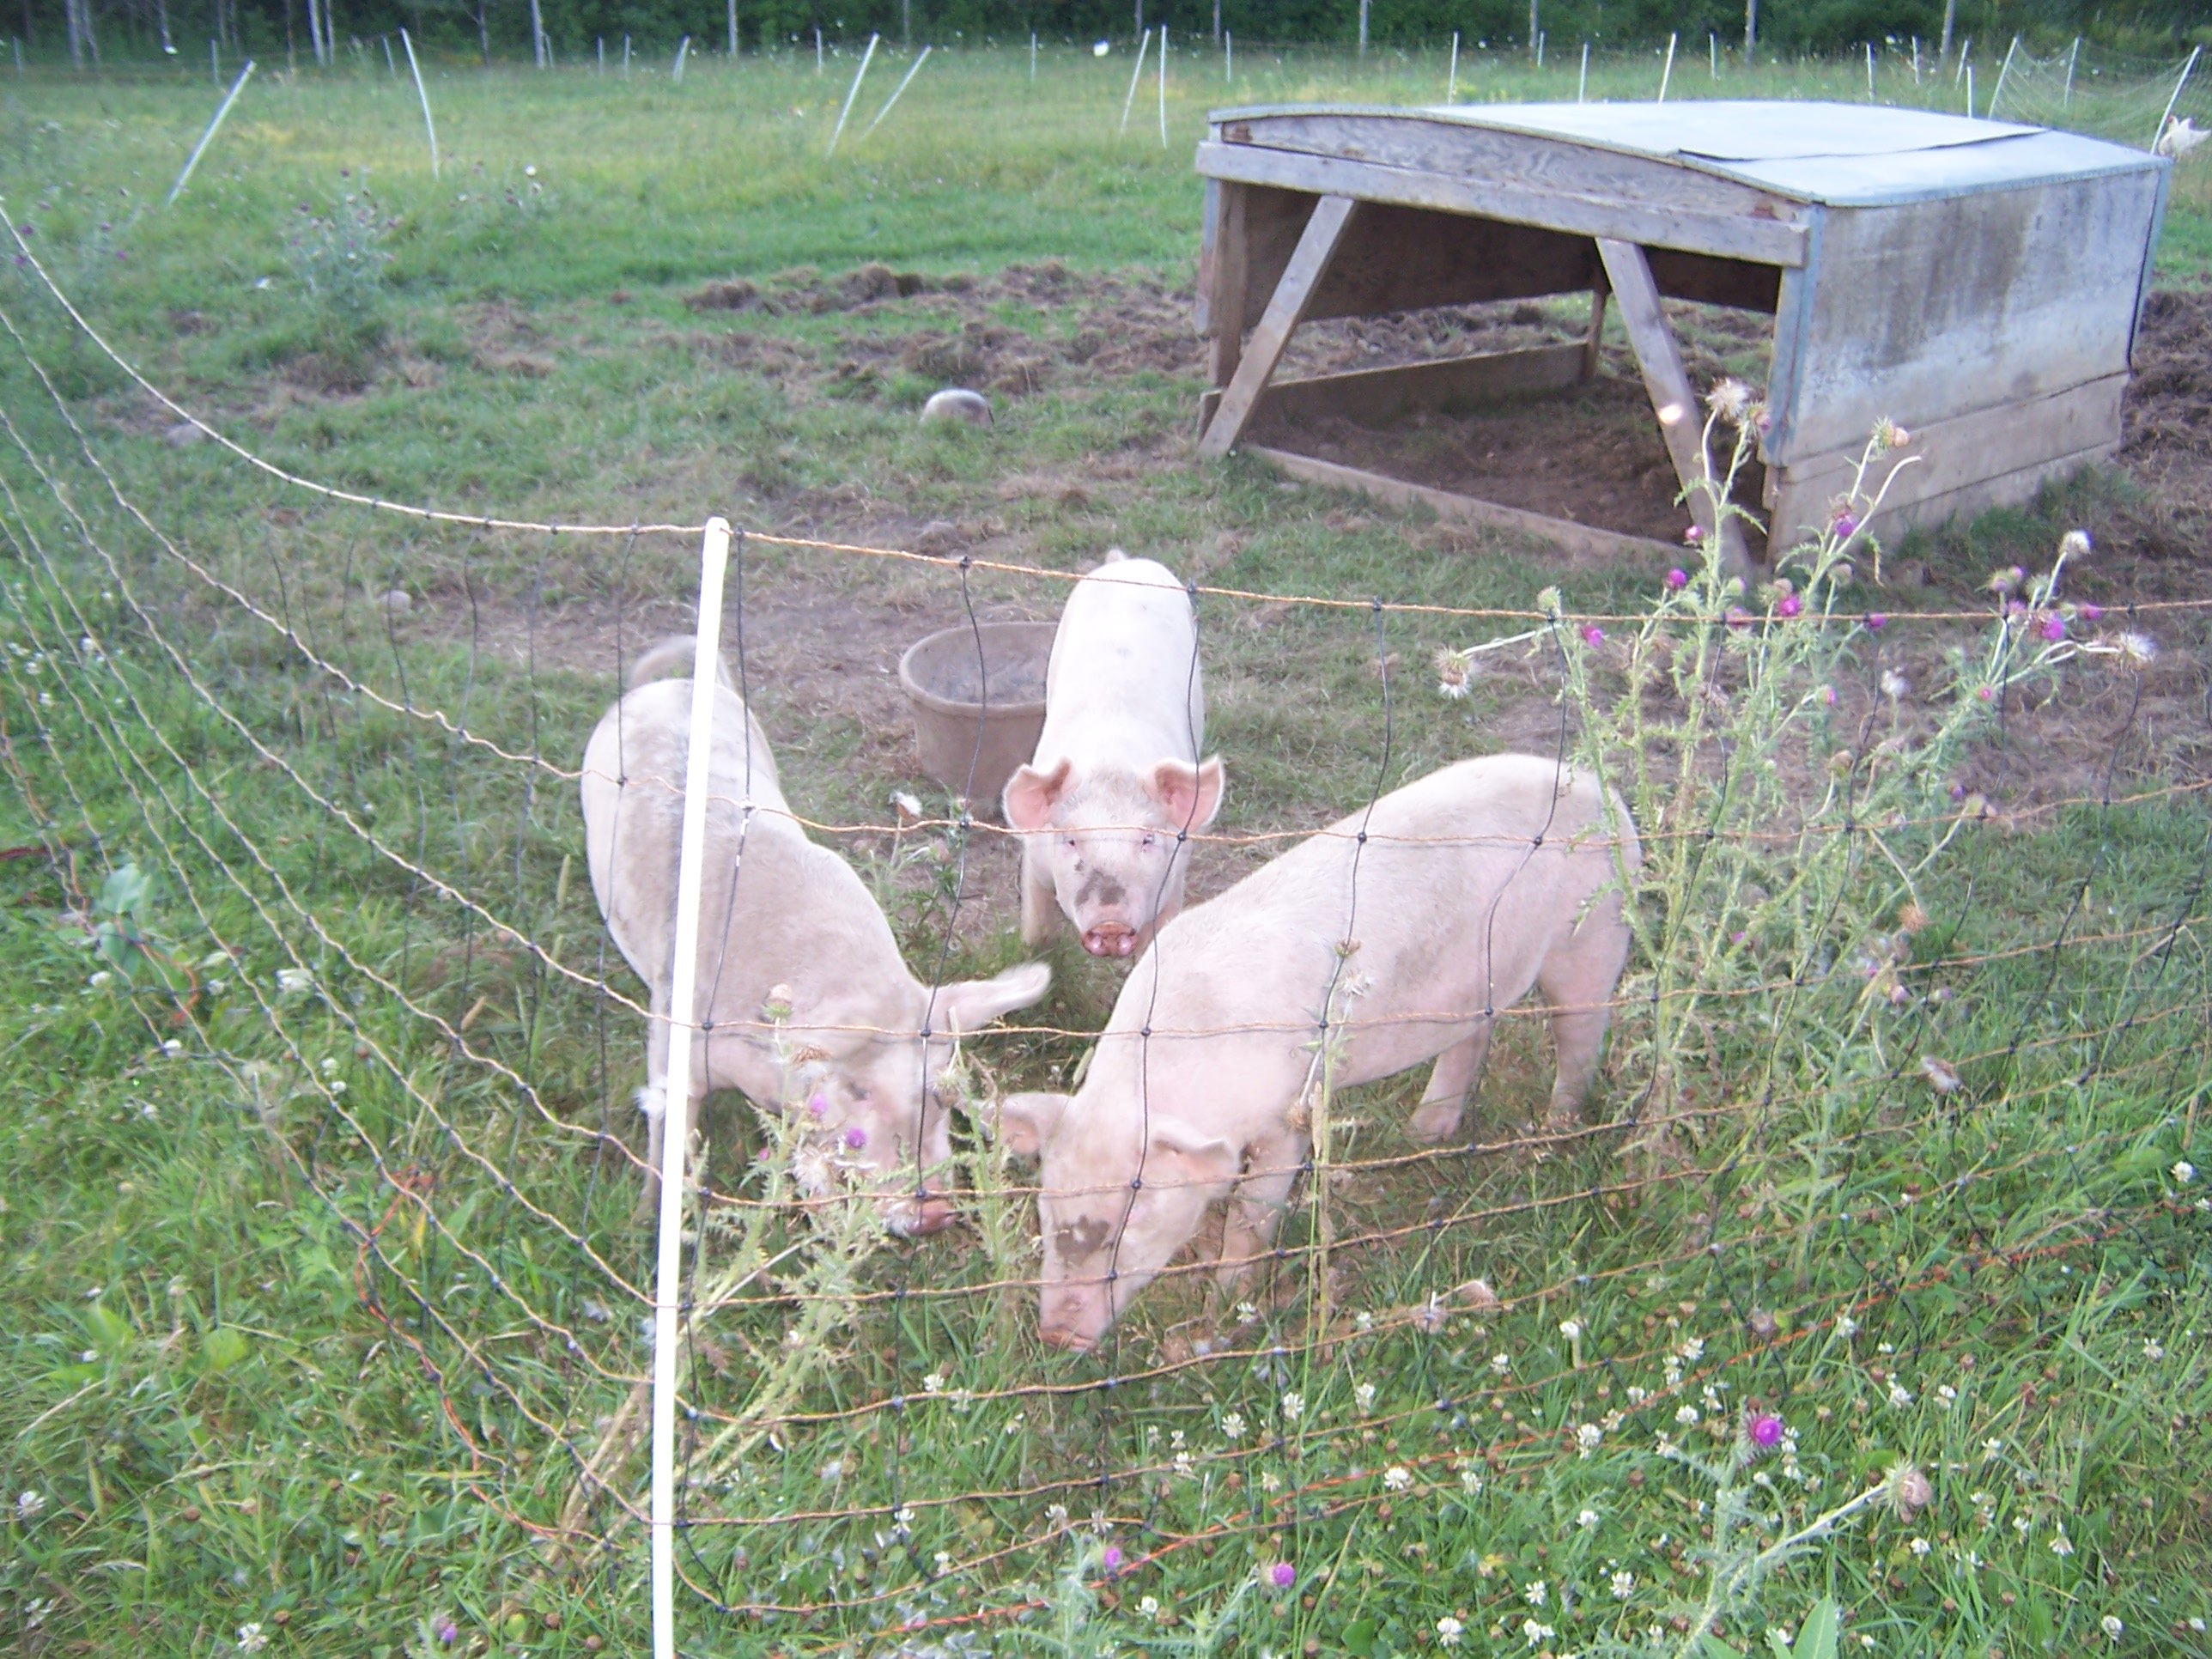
[1194,100,2170,569]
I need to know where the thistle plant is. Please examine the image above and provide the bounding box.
[283,173,396,340]
[1623,1411,1931,1659]
[1437,387,2152,1168]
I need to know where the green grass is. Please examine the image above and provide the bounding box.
[3,46,2210,1659]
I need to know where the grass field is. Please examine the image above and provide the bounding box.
[3,44,2210,1659]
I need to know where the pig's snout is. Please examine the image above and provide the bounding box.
[1038,1321,1097,1354]
[1082,921,1139,957]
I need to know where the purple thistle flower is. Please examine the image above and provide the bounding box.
[2039,613,2065,643]
[1580,624,1605,647]
[1977,684,1995,702]
[435,1620,459,1646]
[1102,1544,1124,1575]
[843,1125,868,1151]
[1683,525,1705,545]
[807,1091,830,1120]
[2081,603,2104,622]
[1269,1561,1297,1590]
[1832,513,1858,540]
[1949,782,1967,801]
[1777,593,1803,620]
[1665,568,1688,590]
[1725,607,1753,629]
[1747,1412,1784,1451]
[1865,613,1887,631]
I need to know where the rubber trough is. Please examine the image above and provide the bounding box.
[896,621,1054,807]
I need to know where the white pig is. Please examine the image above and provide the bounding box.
[582,639,1050,1235]
[996,754,1638,1349]
[1002,550,1224,959]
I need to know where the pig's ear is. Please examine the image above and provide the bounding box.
[1002,758,1073,832]
[933,961,1052,1036]
[996,1091,1070,1156]
[1147,1115,1242,1193]
[1149,756,1226,832]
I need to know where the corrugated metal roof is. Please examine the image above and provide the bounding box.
[1210,100,2166,205]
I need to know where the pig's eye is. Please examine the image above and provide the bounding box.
[1139,832,1157,850]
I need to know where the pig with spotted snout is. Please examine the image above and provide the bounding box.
[1002,550,1224,959]
[581,640,1051,1236]
[994,755,1639,1352]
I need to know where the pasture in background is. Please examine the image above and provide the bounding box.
[3,42,2210,1659]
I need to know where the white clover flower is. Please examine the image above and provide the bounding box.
[1354,1381,1376,1414]
[1611,1569,1635,1600]
[1221,1411,1246,1439]
[1881,669,1911,702]
[1625,1385,1649,1405]
[2143,1338,2165,1360]
[1577,1508,1599,1529]
[1139,1595,1160,1618]
[16,1491,46,1518]
[1382,1466,1413,1492]
[1521,1618,1554,1647]
[276,966,314,997]
[1489,1352,1511,1376]
[1909,1537,1929,1556]
[1524,1579,1547,1607]
[1259,1469,1282,1493]
[87,970,112,988]
[1677,1336,1705,1362]
[1459,1464,1484,1495]
[2100,1614,2123,1642]
[1676,1405,1699,1426]
[933,1549,952,1573]
[1559,1317,1583,1341]
[1836,1315,1858,1340]
[1936,1384,1957,1409]
[2051,1529,2075,1557]
[922,1370,945,1393]
[236,1626,269,1655]
[1236,1299,1259,1325]
[2174,1161,2196,1185]
[1173,1451,1194,1479]
[1436,1614,1465,1648]
[1279,1390,1304,1424]
[1576,1422,1603,1458]
[1887,1379,1913,1408]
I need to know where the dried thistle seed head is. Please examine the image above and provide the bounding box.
[1887,1462,1935,1520]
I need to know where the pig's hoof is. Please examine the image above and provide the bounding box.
[1407,1102,1466,1145]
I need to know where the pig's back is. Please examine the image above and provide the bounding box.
[1038,556,1204,763]
[1142,755,1632,1036]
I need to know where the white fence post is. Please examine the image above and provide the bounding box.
[167,58,255,205]
[2153,46,2201,150]
[826,33,878,155]
[401,29,438,178]
[649,516,734,1659]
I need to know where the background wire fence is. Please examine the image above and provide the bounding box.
[2,204,2207,1656]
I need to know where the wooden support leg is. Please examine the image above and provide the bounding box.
[1199,178,1251,390]
[1196,193,1357,460]
[1582,265,1609,380]
[1595,236,1753,578]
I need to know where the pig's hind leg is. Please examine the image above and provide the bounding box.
[1407,1025,1492,1145]
[1214,1128,1302,1292]
[1536,914,1630,1131]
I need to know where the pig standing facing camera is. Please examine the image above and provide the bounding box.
[1003,551,1224,959]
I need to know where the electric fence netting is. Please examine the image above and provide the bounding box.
[1,198,2208,1659]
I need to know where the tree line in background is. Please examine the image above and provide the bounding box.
[15,0,2206,73]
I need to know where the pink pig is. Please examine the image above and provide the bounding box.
[1002,550,1224,959]
[996,755,1639,1350]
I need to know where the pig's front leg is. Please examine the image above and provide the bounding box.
[1407,1025,1491,1145]
[1018,837,1058,946]
[1214,1128,1303,1291]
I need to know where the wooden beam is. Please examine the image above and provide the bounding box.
[1200,179,1252,390]
[1595,237,1753,578]
[1582,268,1610,380]
[1198,193,1357,460]
[1222,340,1588,429]
[1197,140,1808,268]
[1244,445,1684,564]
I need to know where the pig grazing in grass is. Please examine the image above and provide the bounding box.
[1002,550,1224,959]
[582,639,1050,1235]
[996,755,1638,1350]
